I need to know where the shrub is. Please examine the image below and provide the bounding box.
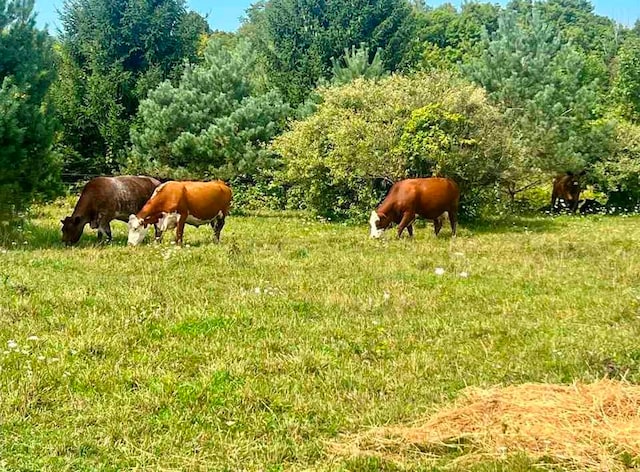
[272,72,515,219]
[593,120,640,209]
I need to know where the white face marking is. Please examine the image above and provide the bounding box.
[127,214,149,246]
[369,211,384,239]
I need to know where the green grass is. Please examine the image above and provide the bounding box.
[1,200,639,471]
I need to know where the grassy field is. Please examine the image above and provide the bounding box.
[1,199,639,471]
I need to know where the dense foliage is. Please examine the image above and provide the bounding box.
[272,73,513,218]
[464,9,615,203]
[0,0,59,217]
[3,0,640,218]
[50,0,208,176]
[128,38,290,181]
[244,0,415,104]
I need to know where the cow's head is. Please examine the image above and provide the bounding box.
[564,170,587,201]
[127,214,149,246]
[369,211,386,239]
[61,216,85,246]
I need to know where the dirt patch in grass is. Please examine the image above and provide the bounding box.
[332,380,640,470]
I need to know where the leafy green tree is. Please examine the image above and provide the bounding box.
[593,120,640,208]
[0,0,60,217]
[272,72,513,218]
[403,2,501,71]
[465,8,611,192]
[128,37,290,181]
[244,0,415,104]
[330,43,388,85]
[611,36,640,123]
[51,0,209,176]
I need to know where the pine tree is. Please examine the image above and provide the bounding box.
[128,37,290,180]
[0,0,59,217]
[330,43,388,85]
[465,8,609,178]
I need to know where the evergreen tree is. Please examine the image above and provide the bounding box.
[465,9,610,180]
[0,0,59,217]
[244,0,414,104]
[128,37,290,180]
[51,0,209,176]
[330,43,388,85]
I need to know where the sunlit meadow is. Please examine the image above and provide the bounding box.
[1,199,639,471]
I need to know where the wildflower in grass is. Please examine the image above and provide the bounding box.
[459,272,469,278]
[7,340,18,349]
[454,252,464,257]
[26,336,39,342]
[383,291,390,301]
[254,287,261,294]
[37,355,45,361]
[435,267,445,276]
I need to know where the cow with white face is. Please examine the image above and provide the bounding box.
[369,178,460,239]
[127,180,232,246]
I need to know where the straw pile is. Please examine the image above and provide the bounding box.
[333,380,640,470]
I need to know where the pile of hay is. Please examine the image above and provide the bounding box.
[333,380,640,470]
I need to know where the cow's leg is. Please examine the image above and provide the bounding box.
[449,210,458,237]
[175,213,187,245]
[153,224,163,243]
[211,214,226,242]
[571,197,580,214]
[434,217,443,236]
[551,190,559,213]
[407,223,414,238]
[103,222,112,242]
[397,212,415,239]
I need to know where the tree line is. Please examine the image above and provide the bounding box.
[2,0,640,219]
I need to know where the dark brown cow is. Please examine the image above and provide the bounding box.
[61,176,161,245]
[551,171,586,213]
[369,177,460,238]
[127,180,232,246]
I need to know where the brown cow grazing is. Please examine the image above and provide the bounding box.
[369,177,460,239]
[551,171,586,213]
[127,180,232,246]
[61,176,161,246]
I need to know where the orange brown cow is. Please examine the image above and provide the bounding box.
[369,177,460,238]
[127,180,232,246]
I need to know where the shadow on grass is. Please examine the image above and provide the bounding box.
[0,220,133,251]
[462,214,565,235]
[0,211,601,251]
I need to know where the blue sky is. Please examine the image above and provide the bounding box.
[34,0,640,34]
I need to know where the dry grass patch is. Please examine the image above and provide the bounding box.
[332,380,640,470]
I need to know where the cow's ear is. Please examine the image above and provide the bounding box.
[60,218,66,224]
